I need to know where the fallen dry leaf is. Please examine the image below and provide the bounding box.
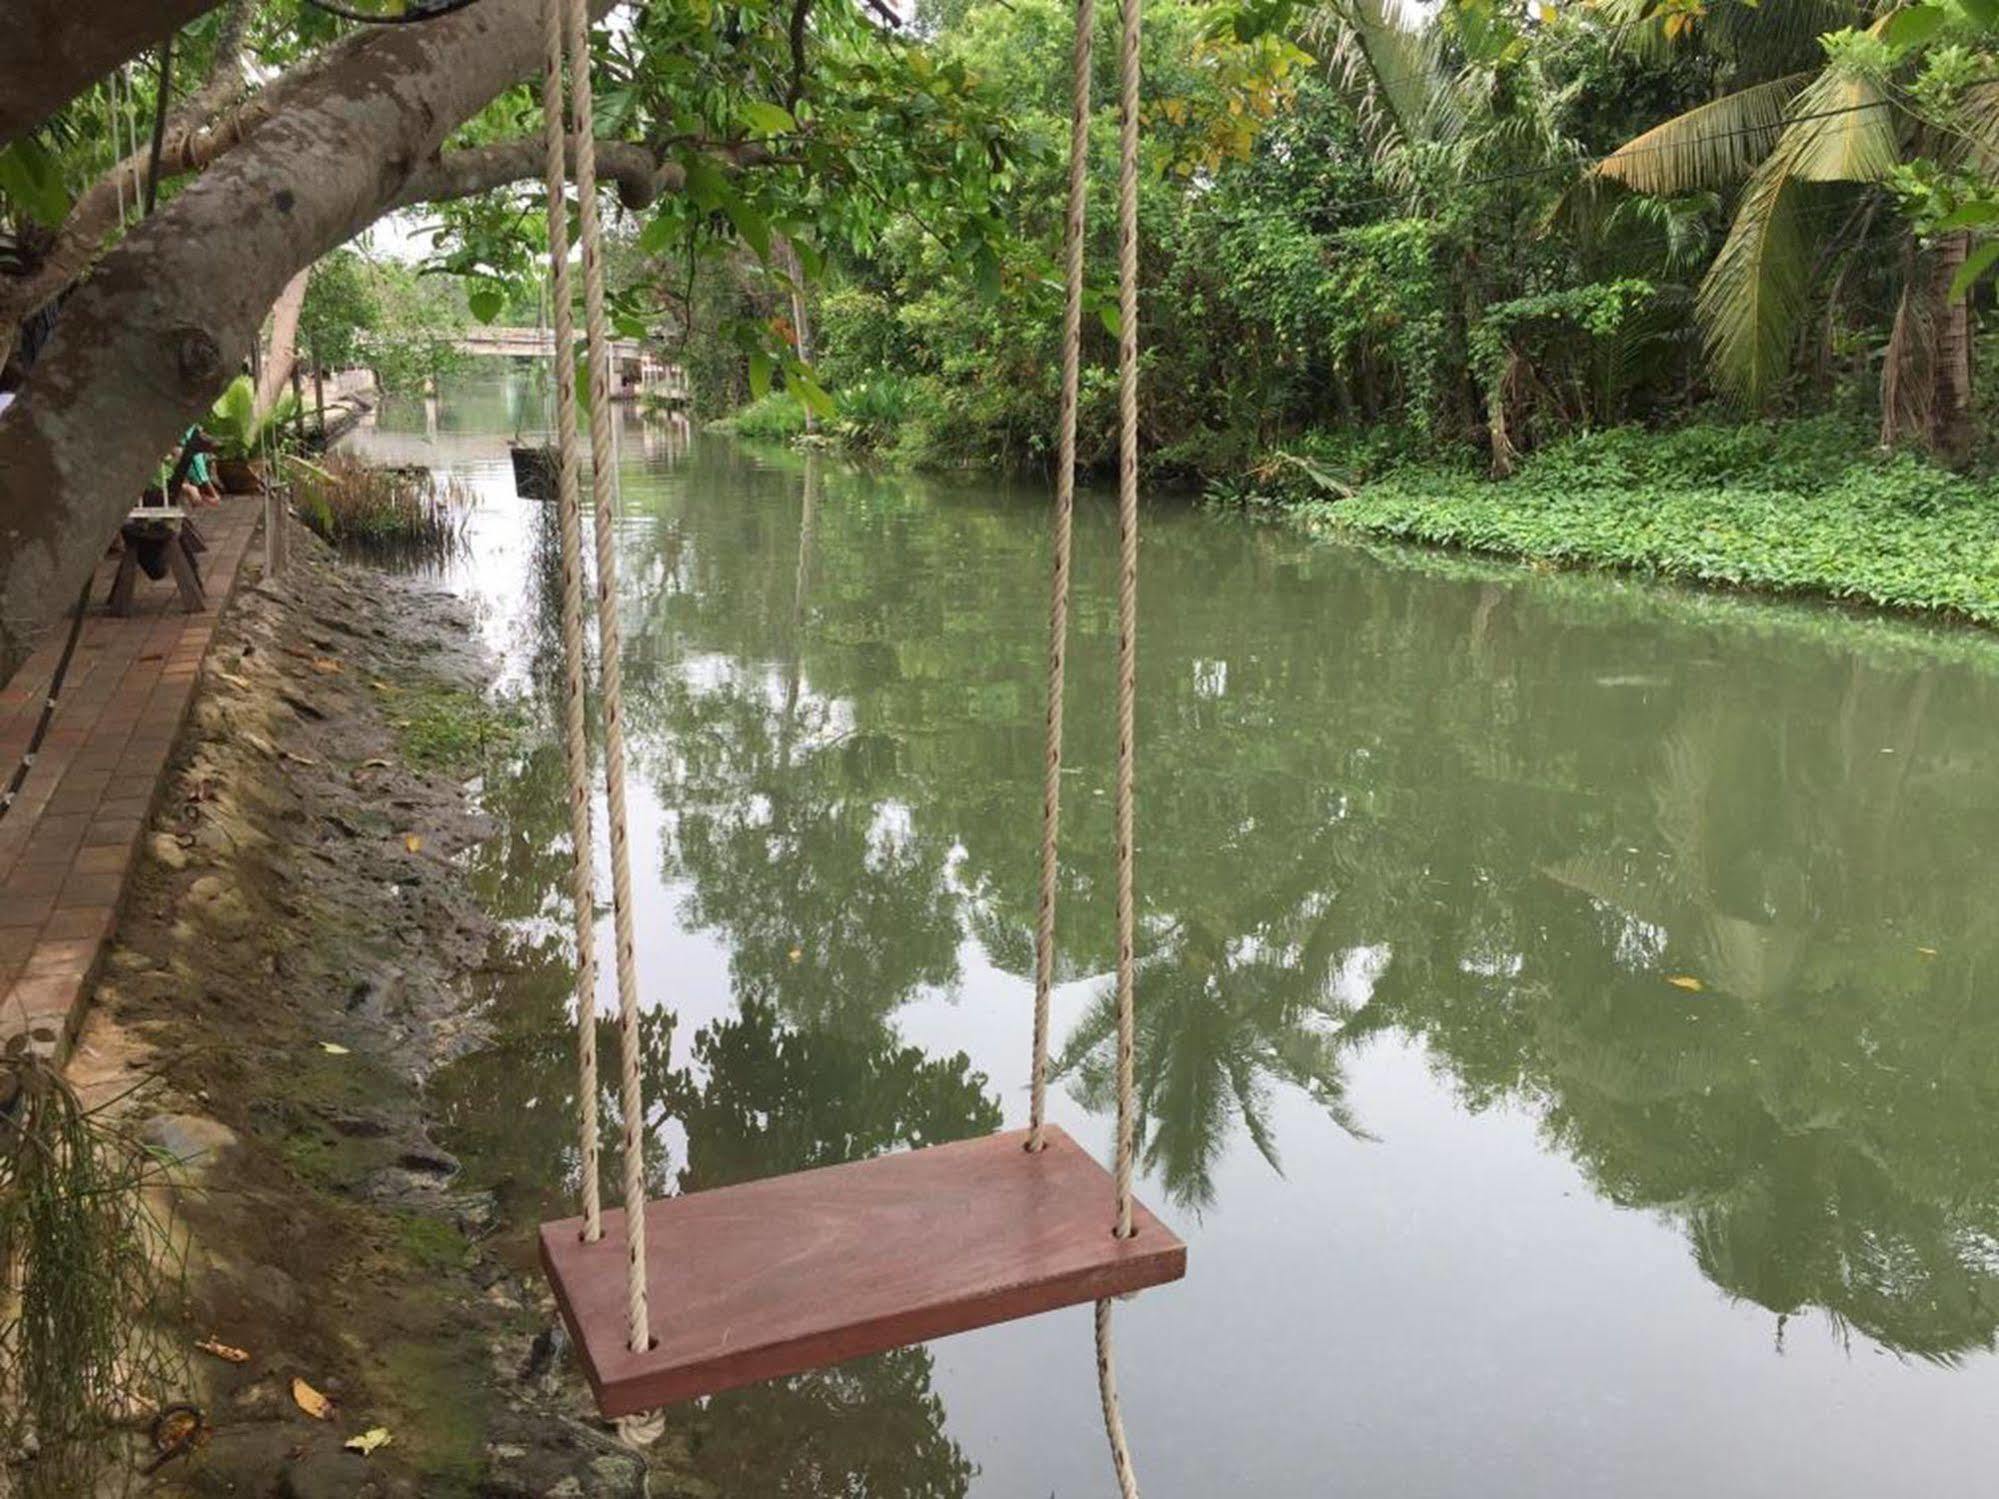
[1917,946,1939,957]
[359,758,392,770]
[310,658,344,675]
[403,834,423,854]
[281,750,320,768]
[345,1427,393,1456]
[320,1042,350,1056]
[195,1337,251,1364]
[291,1378,333,1420]
[1665,975,1705,993]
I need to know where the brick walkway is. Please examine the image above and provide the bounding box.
[0,498,261,1063]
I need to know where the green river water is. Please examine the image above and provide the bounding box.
[355,371,1999,1497]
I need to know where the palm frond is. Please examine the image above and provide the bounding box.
[1787,73,1900,182]
[1308,0,1458,162]
[1707,0,1866,79]
[1595,74,1812,195]
[1697,73,1899,403]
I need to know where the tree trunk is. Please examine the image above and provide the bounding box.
[2,0,220,148]
[257,267,312,418]
[0,0,612,678]
[1932,230,1974,466]
[779,237,817,434]
[1880,231,1975,465]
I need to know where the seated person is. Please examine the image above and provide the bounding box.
[183,427,223,507]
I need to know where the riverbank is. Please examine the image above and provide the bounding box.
[720,403,1999,628]
[56,530,652,1498]
[1212,418,1999,628]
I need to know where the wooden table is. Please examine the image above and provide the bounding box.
[107,508,206,616]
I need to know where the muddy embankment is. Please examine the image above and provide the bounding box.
[68,528,651,1498]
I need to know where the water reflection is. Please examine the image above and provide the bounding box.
[393,375,1999,1492]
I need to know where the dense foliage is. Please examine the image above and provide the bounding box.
[672,0,1999,486]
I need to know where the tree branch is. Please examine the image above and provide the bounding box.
[2,0,222,149]
[0,0,615,677]
[391,136,771,211]
[0,0,305,371]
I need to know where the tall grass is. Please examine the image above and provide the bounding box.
[1,1057,182,1496]
[291,454,471,566]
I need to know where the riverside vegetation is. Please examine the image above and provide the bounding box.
[694,0,1999,624]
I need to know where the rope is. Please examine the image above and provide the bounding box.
[105,72,127,230]
[1028,0,1095,1155]
[541,0,602,1244]
[1110,0,1141,1252]
[565,0,653,1358]
[1098,0,1144,1485]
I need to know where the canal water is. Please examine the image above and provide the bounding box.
[355,372,1999,1497]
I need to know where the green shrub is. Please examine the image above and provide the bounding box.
[1255,419,1999,625]
[712,391,809,443]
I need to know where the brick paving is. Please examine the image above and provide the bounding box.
[0,498,260,1063]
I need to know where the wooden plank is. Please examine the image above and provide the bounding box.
[540,1124,1186,1416]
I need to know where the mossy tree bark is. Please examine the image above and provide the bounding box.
[1,0,222,148]
[0,0,614,679]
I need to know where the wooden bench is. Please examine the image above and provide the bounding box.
[107,506,207,616]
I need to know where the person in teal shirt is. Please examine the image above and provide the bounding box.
[184,427,223,505]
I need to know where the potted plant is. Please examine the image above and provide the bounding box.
[206,375,297,493]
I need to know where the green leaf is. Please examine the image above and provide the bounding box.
[970,243,1001,300]
[683,157,728,212]
[749,350,774,400]
[1936,199,1999,230]
[725,197,772,262]
[467,285,505,324]
[740,101,797,136]
[1099,302,1122,339]
[788,370,837,421]
[0,139,71,227]
[1883,3,1949,49]
[1957,0,1999,29]
[1948,238,1999,299]
[638,211,679,254]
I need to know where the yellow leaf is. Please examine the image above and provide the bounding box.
[788,947,803,963]
[320,1042,350,1055]
[196,1337,251,1364]
[404,834,423,854]
[1917,946,1938,957]
[291,1378,333,1420]
[1666,975,1704,993]
[345,1427,393,1456]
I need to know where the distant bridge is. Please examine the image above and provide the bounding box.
[450,326,648,361]
[374,326,691,400]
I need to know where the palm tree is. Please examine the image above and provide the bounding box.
[1053,910,1371,1213]
[1307,0,1715,468]
[1590,3,1998,458]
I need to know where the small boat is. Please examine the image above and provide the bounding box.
[510,442,559,500]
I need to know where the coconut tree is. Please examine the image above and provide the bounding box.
[1306,0,1718,467]
[1592,1,1999,458]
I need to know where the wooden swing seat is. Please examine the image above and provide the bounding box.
[539,1124,1186,1416]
